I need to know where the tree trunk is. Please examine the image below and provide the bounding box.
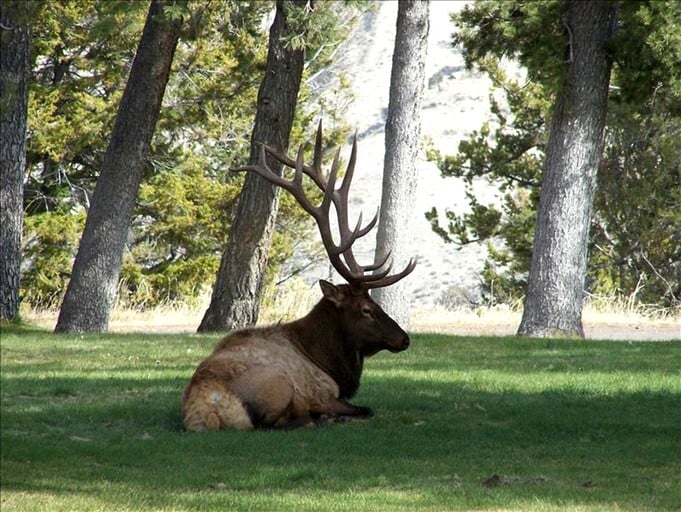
[55,0,183,333]
[372,0,429,328]
[0,1,32,322]
[198,0,307,333]
[517,0,617,338]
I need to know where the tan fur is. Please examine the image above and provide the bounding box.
[182,379,252,431]
[182,333,341,431]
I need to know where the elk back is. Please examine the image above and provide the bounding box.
[182,329,339,431]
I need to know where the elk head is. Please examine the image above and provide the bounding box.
[232,121,416,353]
[318,279,410,355]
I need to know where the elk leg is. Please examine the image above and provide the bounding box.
[313,398,374,419]
[268,398,373,430]
[276,409,367,430]
[230,369,298,428]
[277,414,320,430]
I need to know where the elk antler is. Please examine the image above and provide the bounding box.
[231,121,416,290]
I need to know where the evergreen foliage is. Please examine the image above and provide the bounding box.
[428,0,681,310]
[21,0,358,310]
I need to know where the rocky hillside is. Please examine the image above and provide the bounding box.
[300,1,498,310]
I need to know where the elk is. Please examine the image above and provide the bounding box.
[182,122,416,431]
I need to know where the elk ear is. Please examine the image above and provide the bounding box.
[319,280,344,306]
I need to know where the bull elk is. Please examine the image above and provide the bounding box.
[182,122,416,431]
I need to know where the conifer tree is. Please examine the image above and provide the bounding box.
[0,0,33,321]
[56,0,184,332]
[429,1,681,321]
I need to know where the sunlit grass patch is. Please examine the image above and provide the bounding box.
[1,327,679,511]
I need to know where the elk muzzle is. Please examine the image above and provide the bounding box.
[388,332,410,352]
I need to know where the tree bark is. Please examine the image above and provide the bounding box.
[0,1,32,322]
[517,0,617,338]
[372,0,429,328]
[55,0,183,333]
[198,0,307,333]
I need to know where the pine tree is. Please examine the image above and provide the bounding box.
[517,1,618,337]
[429,1,681,317]
[0,1,33,321]
[56,0,184,333]
[198,0,308,332]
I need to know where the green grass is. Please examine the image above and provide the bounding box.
[1,324,680,511]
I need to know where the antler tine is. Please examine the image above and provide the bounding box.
[362,258,418,289]
[233,143,318,217]
[337,132,357,205]
[312,119,324,173]
[252,140,326,191]
[324,148,341,208]
[361,250,392,274]
[355,206,379,239]
[330,132,377,276]
[335,209,373,270]
[333,206,362,256]
[341,251,393,282]
[293,144,307,191]
[232,143,287,188]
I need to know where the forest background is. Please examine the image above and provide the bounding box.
[5,0,681,338]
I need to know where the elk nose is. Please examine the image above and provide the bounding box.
[401,334,410,349]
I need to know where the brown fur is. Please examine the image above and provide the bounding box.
[182,281,409,431]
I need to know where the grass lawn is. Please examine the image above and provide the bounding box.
[1,324,679,511]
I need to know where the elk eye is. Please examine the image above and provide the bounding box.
[362,307,374,319]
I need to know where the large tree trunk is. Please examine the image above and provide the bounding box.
[55,0,183,333]
[198,0,307,333]
[0,1,32,322]
[372,0,429,328]
[517,0,617,338]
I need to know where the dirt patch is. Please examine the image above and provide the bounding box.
[411,308,680,341]
[25,307,679,341]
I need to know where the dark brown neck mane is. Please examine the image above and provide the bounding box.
[284,298,363,398]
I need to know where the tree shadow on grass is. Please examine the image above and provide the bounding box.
[2,368,679,511]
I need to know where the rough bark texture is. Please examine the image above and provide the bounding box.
[372,0,429,328]
[198,0,306,333]
[0,1,31,322]
[55,0,182,333]
[517,0,617,338]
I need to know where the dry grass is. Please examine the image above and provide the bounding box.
[412,304,680,341]
[22,284,680,341]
